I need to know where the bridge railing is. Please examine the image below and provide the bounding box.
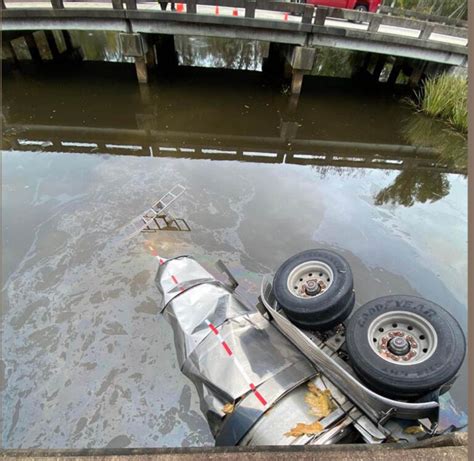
[3,0,316,21]
[313,6,468,41]
[379,5,467,29]
[1,0,469,45]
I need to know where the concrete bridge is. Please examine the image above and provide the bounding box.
[2,0,468,94]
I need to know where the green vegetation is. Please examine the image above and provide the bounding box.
[309,47,359,78]
[389,0,467,19]
[414,73,467,133]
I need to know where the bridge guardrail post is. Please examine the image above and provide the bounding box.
[245,0,256,19]
[112,0,124,10]
[50,0,64,9]
[302,5,314,24]
[313,6,327,26]
[187,0,197,14]
[419,23,435,40]
[124,0,137,10]
[368,15,383,33]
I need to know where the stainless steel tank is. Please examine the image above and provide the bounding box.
[154,254,465,446]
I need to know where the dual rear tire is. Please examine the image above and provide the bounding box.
[273,249,354,331]
[272,249,466,399]
[345,295,466,398]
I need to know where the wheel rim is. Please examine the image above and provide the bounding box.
[286,261,334,299]
[368,311,438,365]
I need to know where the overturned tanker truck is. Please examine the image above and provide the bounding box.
[154,249,467,446]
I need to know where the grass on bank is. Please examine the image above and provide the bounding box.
[415,73,468,133]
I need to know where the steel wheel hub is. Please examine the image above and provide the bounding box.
[368,310,438,365]
[388,336,410,356]
[287,261,334,299]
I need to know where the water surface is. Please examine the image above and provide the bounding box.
[2,61,467,448]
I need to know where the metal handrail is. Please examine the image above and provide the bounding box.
[1,0,468,44]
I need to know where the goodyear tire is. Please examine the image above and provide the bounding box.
[345,295,466,398]
[273,249,354,331]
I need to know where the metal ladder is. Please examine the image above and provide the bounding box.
[124,184,186,239]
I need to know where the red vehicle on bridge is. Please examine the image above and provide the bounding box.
[304,0,382,13]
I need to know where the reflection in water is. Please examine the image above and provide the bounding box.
[3,108,465,212]
[3,122,454,176]
[371,111,468,208]
[374,169,450,207]
[401,112,468,172]
[1,63,468,448]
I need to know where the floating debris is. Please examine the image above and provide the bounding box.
[305,382,334,418]
[223,403,235,415]
[285,421,324,437]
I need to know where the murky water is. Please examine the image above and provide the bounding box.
[1,58,467,448]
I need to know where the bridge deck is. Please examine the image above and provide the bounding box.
[2,1,469,66]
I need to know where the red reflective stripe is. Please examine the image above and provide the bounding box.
[222,341,233,356]
[253,390,267,406]
[206,325,267,407]
[170,274,185,292]
[249,383,267,405]
[208,323,219,335]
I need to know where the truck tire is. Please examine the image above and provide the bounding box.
[345,295,466,398]
[273,249,355,331]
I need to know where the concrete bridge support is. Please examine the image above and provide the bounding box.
[1,39,16,63]
[10,35,39,62]
[372,54,387,82]
[262,43,316,96]
[119,32,179,83]
[4,30,81,64]
[119,32,149,83]
[387,57,404,85]
[32,31,60,60]
[60,30,84,61]
[286,46,316,96]
[408,60,427,88]
[354,53,387,83]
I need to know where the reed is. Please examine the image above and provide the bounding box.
[416,73,467,133]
